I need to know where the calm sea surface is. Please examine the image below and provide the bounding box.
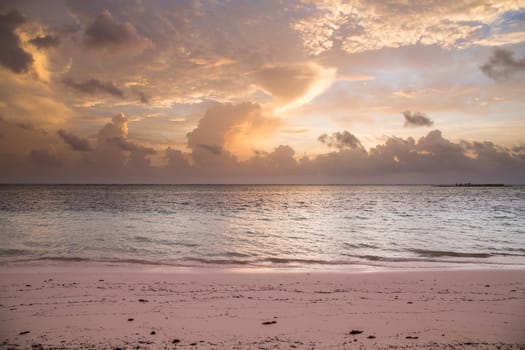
[1,185,524,270]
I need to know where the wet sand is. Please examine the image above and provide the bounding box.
[1,266,524,349]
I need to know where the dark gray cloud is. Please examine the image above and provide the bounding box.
[0,10,33,73]
[14,121,47,134]
[84,9,148,51]
[136,91,150,104]
[16,122,35,131]
[512,145,525,154]
[57,129,92,151]
[198,144,222,155]
[318,130,363,150]
[29,34,60,49]
[403,110,434,127]
[63,78,124,98]
[480,48,525,81]
[108,137,156,155]
[165,147,190,170]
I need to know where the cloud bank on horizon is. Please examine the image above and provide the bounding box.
[0,0,524,183]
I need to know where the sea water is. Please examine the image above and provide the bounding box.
[1,185,524,270]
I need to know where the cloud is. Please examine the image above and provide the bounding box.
[29,34,60,49]
[136,91,150,104]
[318,131,364,150]
[63,78,124,98]
[187,102,281,162]
[107,137,156,155]
[165,147,190,170]
[187,103,258,152]
[197,144,222,155]
[84,9,151,53]
[93,113,157,171]
[403,110,434,127]
[252,63,336,113]
[480,48,525,81]
[2,118,525,183]
[0,10,33,73]
[292,1,523,55]
[98,112,129,140]
[252,65,318,102]
[57,129,92,151]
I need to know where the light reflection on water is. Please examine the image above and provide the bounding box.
[0,185,524,270]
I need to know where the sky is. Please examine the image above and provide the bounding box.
[0,0,524,184]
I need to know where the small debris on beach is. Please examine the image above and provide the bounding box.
[405,336,419,339]
[262,320,277,325]
[368,335,376,339]
[138,298,149,303]
[127,318,134,322]
[172,338,181,344]
[19,331,30,335]
[349,330,363,335]
[150,330,156,335]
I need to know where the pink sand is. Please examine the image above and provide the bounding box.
[1,265,524,349]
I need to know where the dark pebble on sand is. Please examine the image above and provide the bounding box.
[405,336,419,339]
[368,335,376,339]
[262,320,277,325]
[350,330,363,335]
[150,331,156,335]
[407,301,413,304]
[127,318,134,322]
[138,299,149,303]
[190,342,197,346]
[172,339,181,344]
[19,331,30,335]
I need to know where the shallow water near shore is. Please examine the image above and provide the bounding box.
[1,184,524,270]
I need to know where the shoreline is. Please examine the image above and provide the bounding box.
[1,266,524,349]
[2,255,525,275]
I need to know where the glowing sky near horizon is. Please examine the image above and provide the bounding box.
[0,0,525,183]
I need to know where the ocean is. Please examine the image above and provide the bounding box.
[1,185,524,270]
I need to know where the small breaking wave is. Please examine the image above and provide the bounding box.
[408,249,492,258]
[262,257,353,265]
[16,256,169,266]
[182,257,252,265]
[344,242,378,249]
[0,248,32,256]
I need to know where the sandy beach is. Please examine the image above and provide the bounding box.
[0,266,524,349]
